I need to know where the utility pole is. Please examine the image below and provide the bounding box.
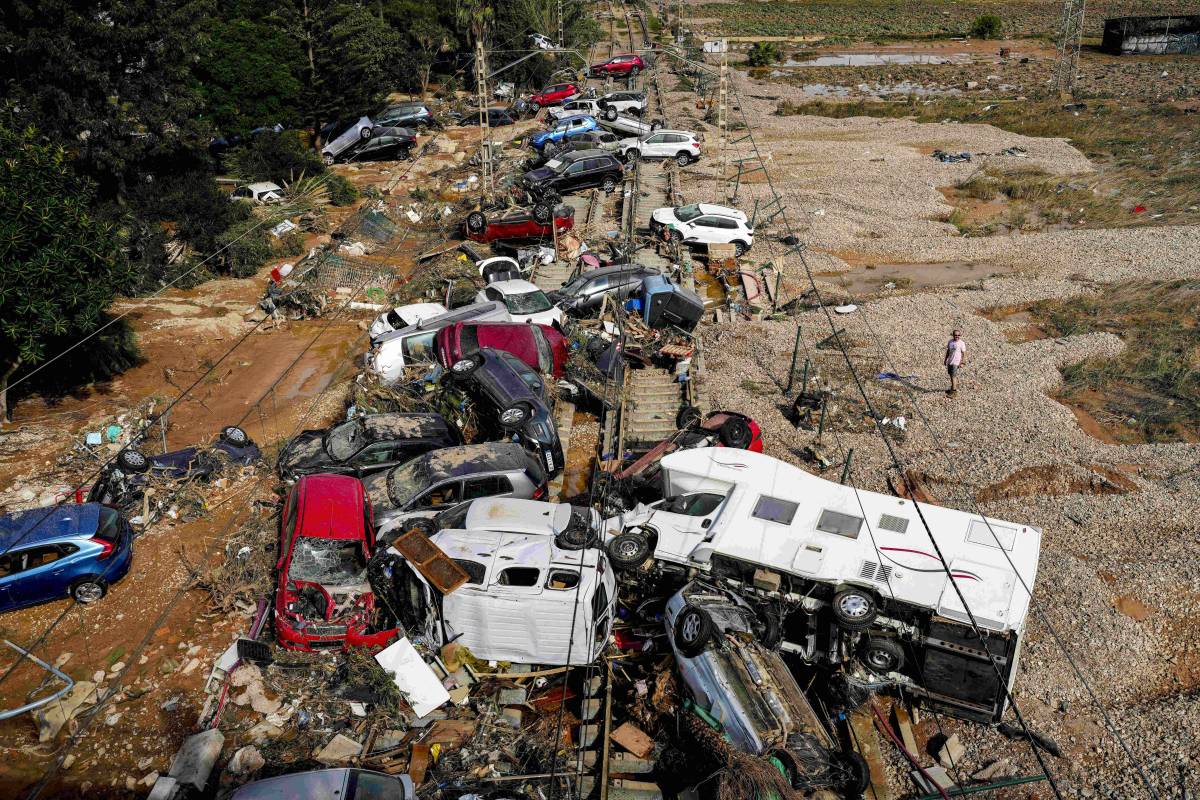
[475,38,493,194]
[557,0,565,48]
[1053,0,1086,97]
[716,38,729,199]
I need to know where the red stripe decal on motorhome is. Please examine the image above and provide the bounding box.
[880,546,940,561]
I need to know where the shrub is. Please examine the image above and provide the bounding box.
[216,218,273,277]
[746,42,781,68]
[227,131,324,185]
[969,15,1002,39]
[325,173,360,206]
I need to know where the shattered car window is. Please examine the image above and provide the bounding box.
[325,420,363,460]
[506,290,553,315]
[544,158,565,171]
[365,459,432,511]
[674,204,702,222]
[290,537,366,584]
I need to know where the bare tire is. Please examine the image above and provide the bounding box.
[604,106,619,121]
[532,203,552,224]
[718,417,753,449]
[674,605,715,657]
[71,579,107,604]
[832,588,877,631]
[756,606,782,649]
[607,530,651,570]
[466,211,487,234]
[860,636,905,674]
[116,449,150,474]
[323,154,335,166]
[220,426,249,445]
[675,405,702,429]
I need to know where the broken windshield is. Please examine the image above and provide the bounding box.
[506,290,552,315]
[290,538,365,585]
[324,419,363,461]
[675,204,702,222]
[364,459,432,511]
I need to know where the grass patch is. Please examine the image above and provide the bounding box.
[1029,281,1200,443]
[778,97,1200,228]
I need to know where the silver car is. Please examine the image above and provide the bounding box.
[665,581,870,796]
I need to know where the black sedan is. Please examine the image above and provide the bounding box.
[444,348,564,477]
[277,412,461,481]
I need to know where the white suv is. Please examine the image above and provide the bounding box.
[650,203,754,256]
[619,130,701,166]
[549,98,602,122]
[598,91,647,119]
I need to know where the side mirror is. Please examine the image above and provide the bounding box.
[701,519,711,529]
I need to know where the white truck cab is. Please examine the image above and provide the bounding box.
[604,447,1042,722]
[383,511,615,666]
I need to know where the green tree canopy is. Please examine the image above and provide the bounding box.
[0,122,137,420]
[194,18,306,133]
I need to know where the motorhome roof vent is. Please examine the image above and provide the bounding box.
[878,513,909,534]
[859,560,894,584]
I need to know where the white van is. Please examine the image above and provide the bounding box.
[381,508,615,666]
[367,301,509,383]
[603,447,1042,722]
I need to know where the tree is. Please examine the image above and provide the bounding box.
[969,14,1003,39]
[747,42,781,67]
[194,18,306,133]
[411,20,450,98]
[0,122,136,422]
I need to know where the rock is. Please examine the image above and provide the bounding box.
[110,661,126,673]
[226,745,265,776]
[62,755,76,770]
[126,777,138,791]
[159,657,180,675]
[105,712,123,726]
[147,776,180,800]
[973,759,1013,781]
[314,734,362,765]
[937,733,965,769]
[965,80,980,90]
[167,729,225,791]
[161,696,182,712]
[180,657,201,675]
[92,670,106,683]
[142,772,159,786]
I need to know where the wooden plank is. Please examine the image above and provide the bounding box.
[893,704,920,756]
[610,722,653,759]
[391,529,470,595]
[849,707,896,800]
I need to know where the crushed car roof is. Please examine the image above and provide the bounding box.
[411,442,532,483]
[0,503,102,548]
[361,413,454,441]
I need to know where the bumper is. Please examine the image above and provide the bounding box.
[274,614,400,653]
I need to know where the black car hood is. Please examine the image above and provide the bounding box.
[277,431,329,477]
[523,167,556,184]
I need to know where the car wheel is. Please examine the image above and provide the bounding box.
[733,240,749,257]
[669,229,683,243]
[450,355,482,376]
[529,101,540,112]
[674,605,715,657]
[859,636,905,674]
[71,579,107,604]
[630,66,641,77]
[360,126,373,140]
[323,154,335,166]
[466,211,488,234]
[606,530,651,570]
[220,425,249,446]
[768,749,802,788]
[718,416,753,449]
[532,202,552,224]
[404,517,438,538]
[832,587,878,631]
[836,751,872,798]
[116,448,150,474]
[675,152,691,167]
[604,106,619,121]
[625,149,640,163]
[675,404,702,429]
[499,403,531,428]
[650,119,663,131]
[555,520,598,551]
[602,175,617,192]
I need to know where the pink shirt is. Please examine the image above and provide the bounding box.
[945,338,966,367]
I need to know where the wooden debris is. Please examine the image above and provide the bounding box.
[611,721,653,759]
[391,529,470,594]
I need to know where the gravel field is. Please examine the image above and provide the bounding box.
[662,60,1200,797]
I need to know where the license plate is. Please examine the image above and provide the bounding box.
[544,449,555,471]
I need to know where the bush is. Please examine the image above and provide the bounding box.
[746,42,782,67]
[325,173,360,206]
[216,218,273,277]
[275,230,306,256]
[227,131,324,185]
[969,14,1002,39]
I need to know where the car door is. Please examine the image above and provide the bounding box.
[648,492,727,561]
[2,545,76,608]
[348,442,402,476]
[562,159,588,189]
[642,133,668,158]
[462,474,514,502]
[688,216,722,244]
[407,480,463,512]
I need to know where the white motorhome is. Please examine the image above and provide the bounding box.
[382,507,615,666]
[603,447,1042,721]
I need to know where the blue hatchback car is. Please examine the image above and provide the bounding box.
[0,503,134,612]
[529,114,598,153]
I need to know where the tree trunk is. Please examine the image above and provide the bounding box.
[0,358,20,426]
[421,65,432,99]
[303,0,322,147]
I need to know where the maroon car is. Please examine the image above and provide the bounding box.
[436,321,568,378]
[529,82,580,110]
[589,54,645,78]
[464,204,574,243]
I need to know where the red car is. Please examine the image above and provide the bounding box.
[616,410,763,480]
[464,204,574,243]
[436,321,569,378]
[589,54,645,78]
[274,474,398,652]
[529,82,580,110]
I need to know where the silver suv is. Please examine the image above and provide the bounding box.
[363,442,547,537]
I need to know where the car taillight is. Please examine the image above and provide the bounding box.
[90,536,115,560]
[532,484,547,499]
[691,143,700,149]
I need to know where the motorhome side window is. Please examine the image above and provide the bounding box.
[546,569,580,590]
[752,495,799,525]
[816,509,863,538]
[498,567,539,586]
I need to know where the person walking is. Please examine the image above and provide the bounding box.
[944,329,966,396]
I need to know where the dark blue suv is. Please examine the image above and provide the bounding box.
[0,503,134,611]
